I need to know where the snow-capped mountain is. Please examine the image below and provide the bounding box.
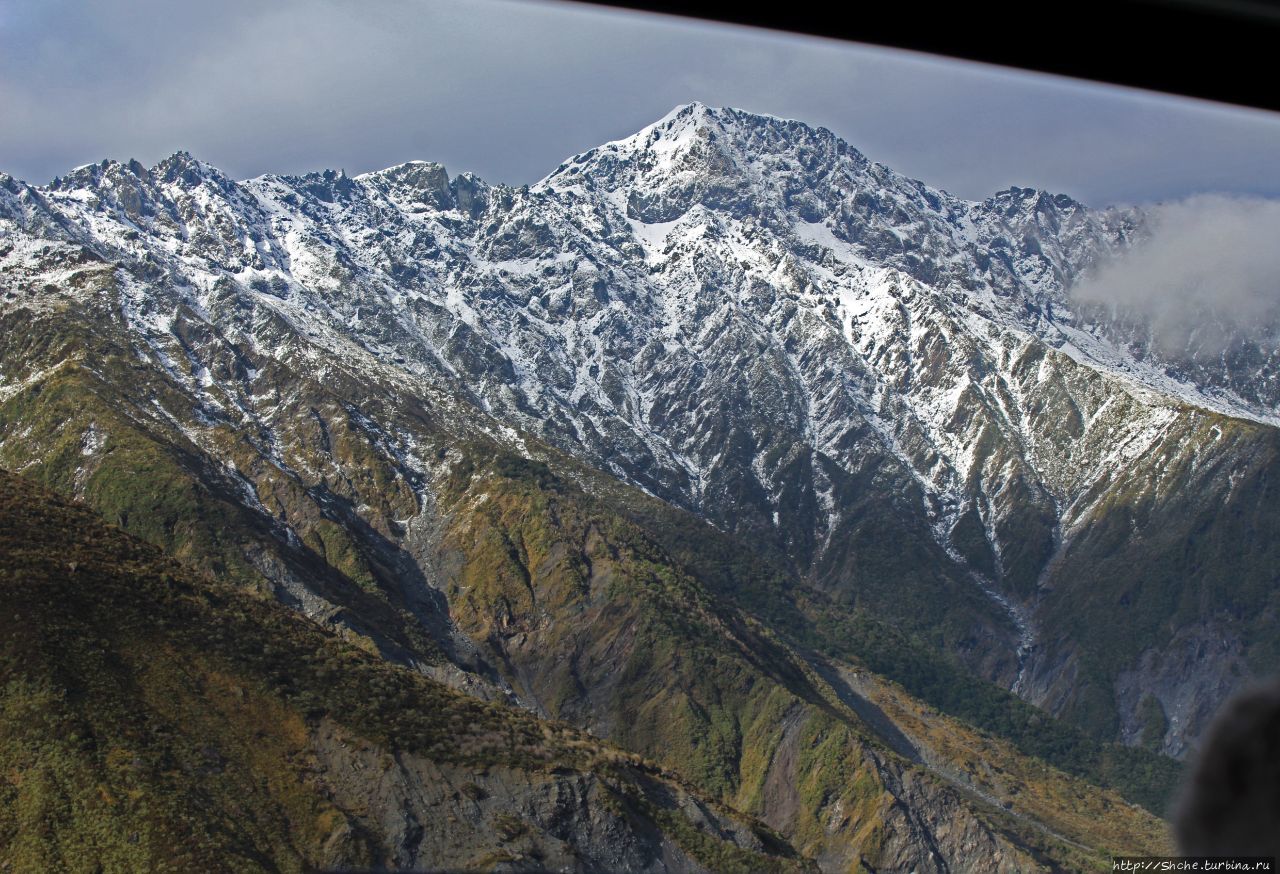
[2,103,1277,763]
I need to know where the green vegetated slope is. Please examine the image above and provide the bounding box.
[608,483,1186,816]
[0,298,450,665]
[0,467,815,874]
[1033,410,1280,746]
[432,447,1173,870]
[1049,414,1280,696]
[799,442,1026,685]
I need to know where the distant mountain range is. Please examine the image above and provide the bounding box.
[3,102,1274,870]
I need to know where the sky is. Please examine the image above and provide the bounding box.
[2,0,1280,208]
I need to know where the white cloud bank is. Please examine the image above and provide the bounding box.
[1072,195,1280,352]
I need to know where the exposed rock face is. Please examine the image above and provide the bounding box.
[1114,621,1248,759]
[311,720,767,873]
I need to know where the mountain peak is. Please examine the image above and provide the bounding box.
[621,102,801,156]
[537,101,874,228]
[355,159,445,180]
[639,102,812,139]
[649,100,712,126]
[152,150,226,189]
[543,102,862,185]
[49,158,121,191]
[585,101,728,165]
[539,103,764,197]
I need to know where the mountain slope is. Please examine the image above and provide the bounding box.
[0,466,825,873]
[4,105,1272,754]
[0,448,1173,873]
[0,102,1274,831]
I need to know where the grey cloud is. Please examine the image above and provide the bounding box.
[1072,196,1280,351]
[1,0,1280,209]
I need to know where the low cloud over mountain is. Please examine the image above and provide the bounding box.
[1072,195,1280,353]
